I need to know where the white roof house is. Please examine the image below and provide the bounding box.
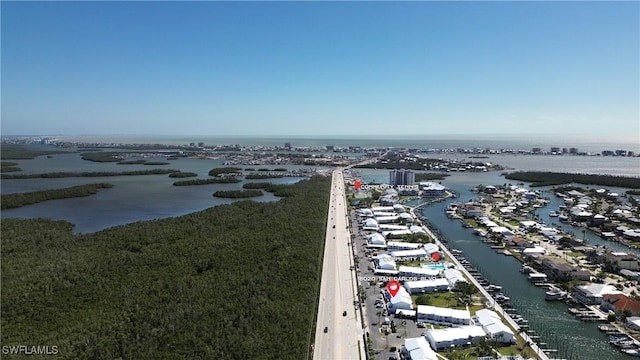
[573,283,622,305]
[363,218,379,230]
[389,286,414,311]
[443,268,467,288]
[423,243,440,255]
[375,254,397,270]
[403,337,438,360]
[367,233,386,246]
[425,325,486,351]
[388,241,423,251]
[391,248,428,260]
[405,279,450,294]
[474,309,515,344]
[410,225,427,234]
[417,305,471,326]
[375,215,400,224]
[383,229,414,238]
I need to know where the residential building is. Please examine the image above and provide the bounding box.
[417,305,471,326]
[425,325,486,350]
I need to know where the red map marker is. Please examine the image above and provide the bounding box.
[354,181,361,190]
[387,280,401,297]
[431,252,441,262]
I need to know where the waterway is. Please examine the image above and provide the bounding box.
[361,169,634,359]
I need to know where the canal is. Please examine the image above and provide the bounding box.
[416,175,628,360]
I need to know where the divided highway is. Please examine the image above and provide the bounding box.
[313,169,364,360]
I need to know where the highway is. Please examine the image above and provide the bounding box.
[313,169,364,360]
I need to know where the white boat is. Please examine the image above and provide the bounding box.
[545,287,567,301]
[623,349,640,357]
[559,215,569,222]
[549,211,559,217]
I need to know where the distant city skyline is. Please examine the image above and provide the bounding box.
[1,1,638,139]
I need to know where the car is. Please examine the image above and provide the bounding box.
[323,327,328,333]
[343,311,347,316]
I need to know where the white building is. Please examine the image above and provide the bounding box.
[363,218,379,231]
[425,325,486,350]
[402,337,438,360]
[443,268,467,289]
[375,254,397,271]
[389,286,414,311]
[391,248,428,260]
[420,182,446,196]
[417,305,471,326]
[473,309,515,344]
[375,215,400,224]
[405,279,450,294]
[388,241,423,251]
[367,233,386,247]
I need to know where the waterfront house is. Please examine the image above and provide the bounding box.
[424,325,486,350]
[626,317,640,331]
[601,294,640,316]
[387,241,423,251]
[540,257,591,282]
[473,309,516,344]
[420,182,446,197]
[402,337,438,360]
[398,265,440,279]
[443,268,467,289]
[572,283,622,305]
[417,305,471,326]
[391,248,428,261]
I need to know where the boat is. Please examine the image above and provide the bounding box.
[545,287,567,301]
[549,211,559,217]
[486,284,503,292]
[622,349,640,357]
[559,215,569,222]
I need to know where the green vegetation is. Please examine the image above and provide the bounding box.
[414,173,449,182]
[81,152,123,162]
[628,190,640,195]
[1,161,21,173]
[245,174,284,179]
[242,182,274,189]
[168,171,198,178]
[1,169,179,179]
[1,176,330,359]
[213,189,263,198]
[208,167,242,176]
[173,178,242,186]
[0,144,70,159]
[504,171,640,188]
[1,183,113,209]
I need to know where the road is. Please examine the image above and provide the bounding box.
[313,169,364,360]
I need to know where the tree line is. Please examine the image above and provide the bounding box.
[1,183,114,209]
[504,171,640,188]
[1,175,331,359]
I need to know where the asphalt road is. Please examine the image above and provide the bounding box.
[313,169,364,360]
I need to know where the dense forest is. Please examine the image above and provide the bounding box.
[208,167,243,176]
[173,178,241,186]
[1,176,331,359]
[168,171,198,178]
[1,183,113,209]
[245,174,284,179]
[504,171,640,188]
[414,173,449,182]
[1,169,178,179]
[213,189,263,198]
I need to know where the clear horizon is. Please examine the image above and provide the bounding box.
[1,2,638,139]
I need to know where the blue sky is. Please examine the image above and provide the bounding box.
[1,1,638,138]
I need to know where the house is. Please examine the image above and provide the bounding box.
[425,325,486,350]
[398,266,440,279]
[402,337,438,360]
[474,309,516,344]
[404,279,450,294]
[601,294,640,316]
[417,305,471,326]
[391,249,428,261]
[420,182,446,197]
[443,268,467,289]
[375,254,397,271]
[605,251,640,271]
[367,233,386,247]
[573,283,621,305]
[540,257,591,281]
[389,286,414,311]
